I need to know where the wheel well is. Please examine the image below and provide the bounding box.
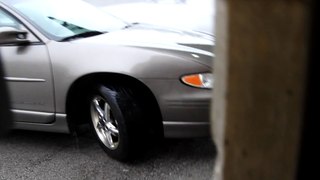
[66,73,163,136]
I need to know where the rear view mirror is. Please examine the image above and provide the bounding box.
[0,27,30,45]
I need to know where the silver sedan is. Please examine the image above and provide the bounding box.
[0,0,213,161]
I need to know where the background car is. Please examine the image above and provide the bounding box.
[100,0,215,36]
[0,0,213,161]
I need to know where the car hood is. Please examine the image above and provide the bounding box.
[72,24,214,67]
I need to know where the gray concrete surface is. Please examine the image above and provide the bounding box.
[0,130,215,180]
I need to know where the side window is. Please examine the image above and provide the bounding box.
[0,9,21,29]
[0,8,40,43]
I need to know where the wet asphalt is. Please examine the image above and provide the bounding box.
[0,130,215,180]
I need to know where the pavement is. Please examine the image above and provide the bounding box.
[0,130,215,180]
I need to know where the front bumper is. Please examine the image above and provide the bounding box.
[141,79,211,138]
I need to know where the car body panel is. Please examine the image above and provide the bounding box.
[47,38,211,113]
[1,8,55,123]
[140,78,211,136]
[2,45,55,113]
[14,113,70,133]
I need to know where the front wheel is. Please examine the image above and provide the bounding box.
[91,95,120,151]
[89,85,140,161]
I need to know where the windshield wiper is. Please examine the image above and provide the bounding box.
[123,22,140,29]
[59,31,104,42]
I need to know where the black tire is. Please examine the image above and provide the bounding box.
[88,85,142,161]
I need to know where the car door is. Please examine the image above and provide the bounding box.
[0,8,55,123]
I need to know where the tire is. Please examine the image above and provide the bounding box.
[89,85,141,161]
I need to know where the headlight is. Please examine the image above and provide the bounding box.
[181,73,213,89]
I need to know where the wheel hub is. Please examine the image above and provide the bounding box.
[91,96,119,150]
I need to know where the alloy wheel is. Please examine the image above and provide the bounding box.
[90,96,120,150]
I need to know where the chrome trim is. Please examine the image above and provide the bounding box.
[166,100,210,108]
[0,42,44,47]
[14,113,70,133]
[12,109,54,123]
[4,77,46,82]
[163,121,209,125]
[12,109,53,115]
[163,121,210,138]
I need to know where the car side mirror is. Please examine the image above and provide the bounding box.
[0,27,30,45]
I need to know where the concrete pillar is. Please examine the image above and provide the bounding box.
[212,0,311,179]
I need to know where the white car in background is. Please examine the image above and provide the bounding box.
[101,0,215,36]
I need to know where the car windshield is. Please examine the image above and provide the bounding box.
[1,0,128,41]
